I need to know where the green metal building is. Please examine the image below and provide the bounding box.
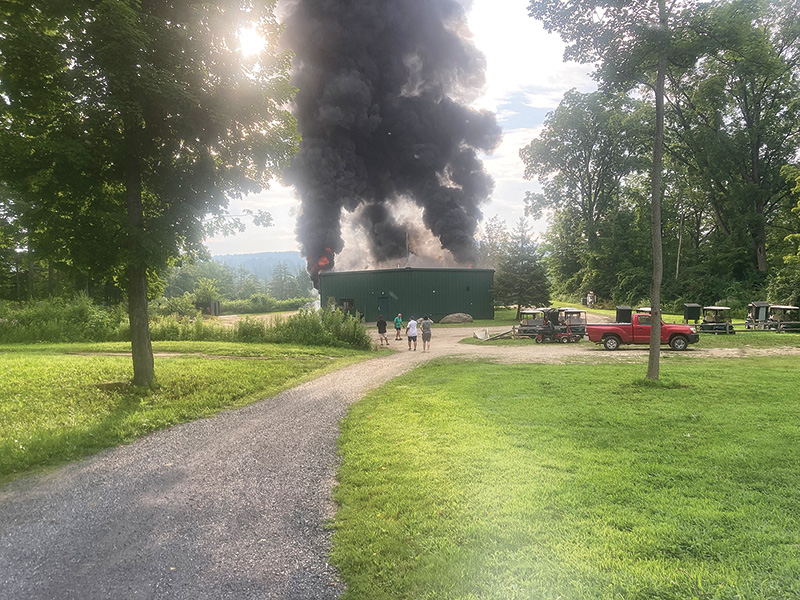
[319,267,494,322]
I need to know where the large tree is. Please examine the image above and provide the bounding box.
[521,90,646,297]
[528,0,705,380]
[0,0,297,385]
[667,0,800,275]
[494,218,551,319]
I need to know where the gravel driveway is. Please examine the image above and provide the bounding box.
[2,323,797,599]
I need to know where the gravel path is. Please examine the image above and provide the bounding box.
[2,322,798,599]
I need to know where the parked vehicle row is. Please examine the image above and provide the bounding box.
[515,307,699,350]
[515,307,586,343]
[744,302,800,332]
[511,298,798,351]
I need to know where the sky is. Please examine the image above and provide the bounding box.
[203,0,595,258]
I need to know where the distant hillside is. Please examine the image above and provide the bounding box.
[214,251,306,279]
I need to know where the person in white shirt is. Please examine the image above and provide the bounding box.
[406,316,418,351]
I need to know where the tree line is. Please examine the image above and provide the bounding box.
[523,0,800,312]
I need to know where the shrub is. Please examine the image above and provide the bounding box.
[0,295,125,343]
[265,307,371,350]
[148,315,232,342]
[150,293,199,318]
[233,317,268,343]
[220,294,313,315]
[0,297,368,350]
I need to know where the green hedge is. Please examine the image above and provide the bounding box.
[0,295,125,343]
[1,297,370,350]
[219,294,312,315]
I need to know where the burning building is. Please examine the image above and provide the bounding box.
[319,267,494,323]
[283,0,502,285]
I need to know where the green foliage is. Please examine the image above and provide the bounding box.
[0,297,368,350]
[192,277,221,304]
[150,293,198,318]
[268,308,372,350]
[524,1,800,312]
[765,263,800,307]
[220,294,311,315]
[0,0,299,385]
[493,218,551,314]
[0,295,125,343]
[333,357,800,599]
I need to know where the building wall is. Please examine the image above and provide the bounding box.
[319,268,494,322]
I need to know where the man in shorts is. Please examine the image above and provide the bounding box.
[376,314,389,346]
[406,316,418,351]
[419,315,433,352]
[394,313,403,340]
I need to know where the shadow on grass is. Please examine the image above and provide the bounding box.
[625,378,695,391]
[1,386,206,484]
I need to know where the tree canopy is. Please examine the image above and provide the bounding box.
[0,0,298,384]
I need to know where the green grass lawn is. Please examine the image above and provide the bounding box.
[0,341,368,483]
[333,358,800,599]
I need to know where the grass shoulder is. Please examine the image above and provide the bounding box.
[332,356,800,599]
[0,341,371,485]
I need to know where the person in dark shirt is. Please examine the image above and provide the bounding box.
[376,314,389,346]
[419,315,433,352]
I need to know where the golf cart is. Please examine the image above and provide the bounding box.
[767,305,800,332]
[558,307,588,337]
[514,308,581,343]
[697,306,735,334]
[515,308,545,338]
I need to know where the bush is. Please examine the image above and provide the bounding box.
[264,307,371,350]
[220,294,312,315]
[147,315,232,342]
[0,297,369,351]
[0,295,126,343]
[150,293,199,318]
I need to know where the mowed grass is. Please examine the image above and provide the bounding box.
[0,341,367,483]
[333,358,800,599]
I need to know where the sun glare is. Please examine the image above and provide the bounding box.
[238,27,266,56]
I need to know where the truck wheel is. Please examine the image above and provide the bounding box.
[670,335,689,351]
[603,335,621,351]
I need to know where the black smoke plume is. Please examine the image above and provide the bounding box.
[283,0,502,283]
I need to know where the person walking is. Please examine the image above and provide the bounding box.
[406,316,418,351]
[394,313,403,340]
[419,315,433,352]
[376,314,389,346]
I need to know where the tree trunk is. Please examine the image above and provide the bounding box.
[754,198,768,272]
[15,251,21,300]
[647,5,667,382]
[125,132,155,387]
[27,252,34,300]
[128,264,154,386]
[675,212,684,281]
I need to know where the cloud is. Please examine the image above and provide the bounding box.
[467,1,594,113]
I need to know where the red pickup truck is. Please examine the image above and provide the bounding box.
[586,313,699,350]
